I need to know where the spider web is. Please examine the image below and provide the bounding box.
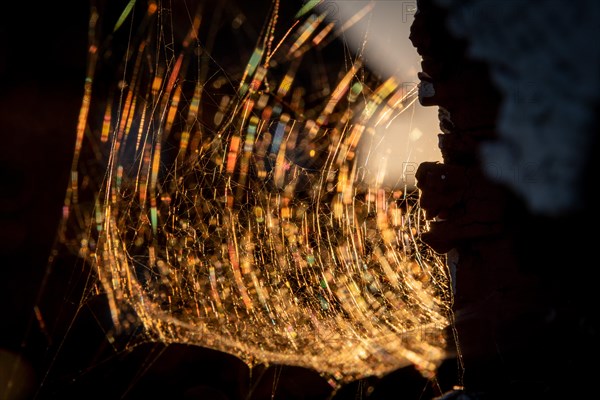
[59,0,452,387]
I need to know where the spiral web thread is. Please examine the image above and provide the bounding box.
[63,0,452,385]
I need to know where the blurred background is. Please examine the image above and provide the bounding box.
[320,0,441,188]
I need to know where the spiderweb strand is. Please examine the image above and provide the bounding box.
[64,0,452,385]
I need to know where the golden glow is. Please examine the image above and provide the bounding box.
[64,1,451,386]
